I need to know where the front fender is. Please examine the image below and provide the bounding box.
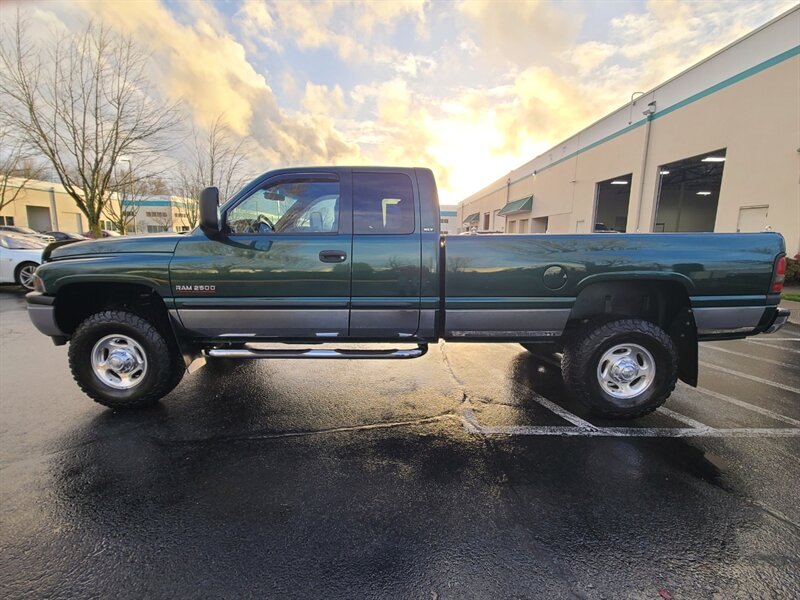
[36,254,174,299]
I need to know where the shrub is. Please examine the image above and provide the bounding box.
[786,256,800,285]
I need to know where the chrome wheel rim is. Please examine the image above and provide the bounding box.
[18,265,36,290]
[596,343,655,400]
[91,334,148,390]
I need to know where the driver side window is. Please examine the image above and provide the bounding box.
[226,178,340,234]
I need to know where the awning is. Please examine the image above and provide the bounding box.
[497,195,533,216]
[463,212,480,223]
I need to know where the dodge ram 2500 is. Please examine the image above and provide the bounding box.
[27,167,790,418]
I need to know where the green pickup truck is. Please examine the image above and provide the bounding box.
[27,167,790,418]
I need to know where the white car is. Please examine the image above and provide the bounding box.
[0,225,56,244]
[0,233,46,291]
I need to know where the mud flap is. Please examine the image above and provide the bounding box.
[670,307,698,387]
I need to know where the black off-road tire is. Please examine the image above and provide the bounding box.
[68,310,184,409]
[561,319,678,419]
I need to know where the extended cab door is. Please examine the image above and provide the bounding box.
[170,172,352,339]
[349,170,421,337]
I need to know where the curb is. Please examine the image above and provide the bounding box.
[779,299,800,325]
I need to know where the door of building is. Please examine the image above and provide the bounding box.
[25,206,52,232]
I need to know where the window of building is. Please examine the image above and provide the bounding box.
[353,172,414,235]
[594,174,631,232]
[0,216,14,226]
[147,225,169,233]
[227,178,340,234]
[507,220,516,233]
[482,213,490,230]
[653,149,725,232]
[177,225,191,232]
[145,210,168,218]
[100,220,117,231]
[441,218,449,224]
[518,219,529,233]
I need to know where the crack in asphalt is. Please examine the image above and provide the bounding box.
[148,412,462,446]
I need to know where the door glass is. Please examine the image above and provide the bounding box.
[353,173,414,234]
[227,179,340,234]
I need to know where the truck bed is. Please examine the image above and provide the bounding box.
[442,232,784,340]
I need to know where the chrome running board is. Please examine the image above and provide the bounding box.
[205,344,428,360]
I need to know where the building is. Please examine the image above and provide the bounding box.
[130,196,195,234]
[439,205,459,235]
[457,7,800,256]
[0,177,194,234]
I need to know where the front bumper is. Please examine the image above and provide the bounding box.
[26,292,67,344]
[764,308,790,334]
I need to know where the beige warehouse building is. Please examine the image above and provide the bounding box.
[458,8,800,256]
[0,178,193,234]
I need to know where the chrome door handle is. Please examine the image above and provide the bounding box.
[319,250,347,263]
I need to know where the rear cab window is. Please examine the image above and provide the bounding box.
[353,173,415,234]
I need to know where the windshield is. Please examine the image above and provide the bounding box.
[0,233,47,249]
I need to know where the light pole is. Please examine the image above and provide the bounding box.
[119,157,133,234]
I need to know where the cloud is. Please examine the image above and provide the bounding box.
[49,0,362,169]
[458,0,584,67]
[6,0,795,205]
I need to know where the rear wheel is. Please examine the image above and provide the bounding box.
[68,310,184,409]
[15,262,38,291]
[561,319,678,419]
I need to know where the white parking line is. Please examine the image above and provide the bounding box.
[526,392,599,431]
[694,386,800,427]
[657,406,711,430]
[699,362,800,394]
[702,345,800,370]
[462,413,800,438]
[746,340,800,354]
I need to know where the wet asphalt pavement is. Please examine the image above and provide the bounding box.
[1,286,799,599]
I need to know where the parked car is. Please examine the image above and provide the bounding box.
[45,231,89,242]
[0,233,46,291]
[0,225,56,244]
[27,167,790,417]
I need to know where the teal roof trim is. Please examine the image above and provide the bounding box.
[463,212,480,223]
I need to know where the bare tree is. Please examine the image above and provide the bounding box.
[0,15,182,236]
[175,115,252,230]
[0,125,46,212]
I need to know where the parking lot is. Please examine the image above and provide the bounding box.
[1,286,798,599]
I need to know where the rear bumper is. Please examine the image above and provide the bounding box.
[25,292,67,344]
[764,308,790,334]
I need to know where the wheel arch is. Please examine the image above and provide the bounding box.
[567,278,698,386]
[54,281,171,337]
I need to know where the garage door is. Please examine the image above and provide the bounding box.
[25,206,52,232]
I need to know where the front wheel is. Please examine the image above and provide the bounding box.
[561,319,678,419]
[15,262,39,291]
[68,310,184,409]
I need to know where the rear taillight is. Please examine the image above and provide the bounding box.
[771,255,786,293]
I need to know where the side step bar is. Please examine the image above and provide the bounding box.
[205,344,428,360]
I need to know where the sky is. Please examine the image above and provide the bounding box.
[7,0,797,204]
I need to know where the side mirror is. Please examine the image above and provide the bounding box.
[199,187,220,235]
